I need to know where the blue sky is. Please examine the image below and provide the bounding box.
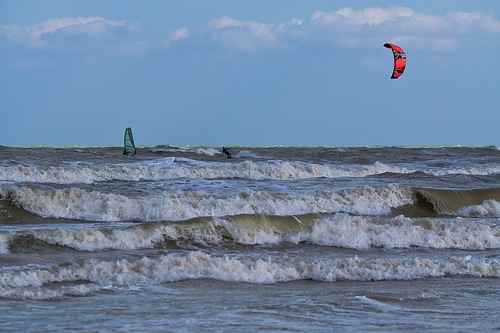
[1,1,499,147]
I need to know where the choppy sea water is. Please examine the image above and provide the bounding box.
[1,145,499,332]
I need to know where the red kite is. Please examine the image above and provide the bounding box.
[384,43,406,79]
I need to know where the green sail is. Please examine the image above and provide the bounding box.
[123,127,136,156]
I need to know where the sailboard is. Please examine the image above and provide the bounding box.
[123,127,136,156]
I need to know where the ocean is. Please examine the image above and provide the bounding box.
[1,145,499,332]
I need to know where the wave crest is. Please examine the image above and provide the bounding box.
[1,185,413,222]
[1,252,498,299]
[3,214,498,253]
[2,158,498,184]
[415,188,500,216]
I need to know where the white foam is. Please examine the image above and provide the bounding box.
[234,150,265,158]
[353,296,403,312]
[0,233,9,254]
[454,200,500,218]
[308,214,500,250]
[141,157,175,166]
[150,146,220,156]
[3,185,413,222]
[193,148,221,156]
[2,158,498,184]
[6,213,498,253]
[33,226,166,251]
[1,252,498,299]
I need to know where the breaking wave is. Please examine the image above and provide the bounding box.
[2,184,499,225]
[2,214,499,254]
[414,188,500,216]
[0,185,414,222]
[1,158,499,184]
[1,251,498,299]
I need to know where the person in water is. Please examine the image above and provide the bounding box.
[222,147,231,159]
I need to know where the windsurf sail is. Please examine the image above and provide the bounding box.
[384,43,406,79]
[123,127,136,156]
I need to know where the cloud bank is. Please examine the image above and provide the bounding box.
[1,16,127,47]
[0,16,151,58]
[1,7,499,55]
[201,7,500,51]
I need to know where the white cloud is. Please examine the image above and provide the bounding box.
[207,16,287,51]
[1,16,127,48]
[203,7,500,52]
[448,11,500,32]
[164,27,189,48]
[311,7,414,27]
[0,16,155,61]
[2,8,499,55]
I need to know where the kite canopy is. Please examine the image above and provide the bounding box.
[384,43,406,79]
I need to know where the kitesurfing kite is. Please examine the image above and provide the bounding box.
[123,127,136,156]
[384,43,406,79]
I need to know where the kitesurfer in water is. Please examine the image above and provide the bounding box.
[222,147,231,159]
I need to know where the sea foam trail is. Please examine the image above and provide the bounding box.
[2,214,499,253]
[150,146,221,156]
[1,252,498,299]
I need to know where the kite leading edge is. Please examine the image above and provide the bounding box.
[384,43,406,79]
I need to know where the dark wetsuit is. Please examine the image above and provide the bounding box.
[222,147,231,159]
